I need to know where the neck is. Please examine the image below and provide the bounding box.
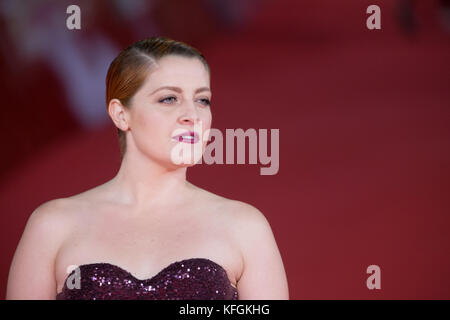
[108,148,190,210]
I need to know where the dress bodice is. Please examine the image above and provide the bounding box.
[56,258,238,300]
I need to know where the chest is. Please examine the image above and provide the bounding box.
[54,211,241,294]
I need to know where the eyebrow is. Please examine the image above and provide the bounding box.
[150,86,211,95]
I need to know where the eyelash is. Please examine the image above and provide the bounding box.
[158,96,211,107]
[159,96,177,104]
[198,98,211,106]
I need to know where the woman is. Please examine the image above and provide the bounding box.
[6,37,289,300]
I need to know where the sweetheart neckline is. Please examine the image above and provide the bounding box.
[59,257,237,294]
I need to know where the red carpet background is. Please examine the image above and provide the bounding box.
[1,0,449,299]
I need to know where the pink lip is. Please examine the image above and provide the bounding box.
[172,131,200,144]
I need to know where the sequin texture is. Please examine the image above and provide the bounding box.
[56,258,238,300]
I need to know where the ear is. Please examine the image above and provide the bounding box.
[108,99,129,131]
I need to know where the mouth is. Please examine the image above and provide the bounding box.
[172,131,200,144]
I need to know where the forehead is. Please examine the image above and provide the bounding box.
[143,55,210,90]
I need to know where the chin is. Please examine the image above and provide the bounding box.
[171,155,203,168]
[170,143,204,167]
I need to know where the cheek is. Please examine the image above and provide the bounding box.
[135,108,163,131]
[199,112,212,143]
[132,110,171,146]
[200,110,212,130]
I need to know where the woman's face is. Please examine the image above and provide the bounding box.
[125,55,212,168]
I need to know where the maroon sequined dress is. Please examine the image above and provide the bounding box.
[56,258,238,300]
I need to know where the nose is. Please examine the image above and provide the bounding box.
[178,101,201,126]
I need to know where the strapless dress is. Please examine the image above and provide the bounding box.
[56,258,238,300]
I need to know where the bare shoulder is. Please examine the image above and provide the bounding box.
[190,185,270,236]
[190,189,289,299]
[220,198,268,228]
[226,201,289,299]
[225,200,273,242]
[23,197,83,247]
[27,198,75,230]
[6,197,79,299]
[33,182,111,222]
[199,189,269,229]
[24,193,93,241]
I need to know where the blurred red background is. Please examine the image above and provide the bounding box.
[1,0,449,299]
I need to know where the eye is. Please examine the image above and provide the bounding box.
[159,96,177,104]
[197,98,211,107]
